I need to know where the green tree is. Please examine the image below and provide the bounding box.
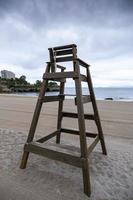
[35,80,42,87]
[48,81,58,87]
[19,75,28,85]
[7,78,15,88]
[20,75,26,81]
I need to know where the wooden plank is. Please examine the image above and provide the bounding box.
[51,44,76,50]
[80,74,87,82]
[61,128,97,138]
[62,112,78,118]
[60,94,76,97]
[49,49,56,72]
[81,158,91,196]
[75,95,91,105]
[43,72,79,79]
[87,135,99,155]
[56,64,66,70]
[42,95,64,103]
[47,78,66,82]
[56,56,73,62]
[84,114,95,120]
[62,112,95,120]
[20,63,51,169]
[36,130,59,143]
[86,67,107,155]
[72,44,77,60]
[56,67,65,144]
[56,49,73,56]
[74,62,91,196]
[77,58,90,68]
[24,142,82,168]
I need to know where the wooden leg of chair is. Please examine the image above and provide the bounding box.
[86,67,107,155]
[82,158,91,197]
[56,73,65,144]
[20,151,29,169]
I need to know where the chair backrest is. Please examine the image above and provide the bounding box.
[48,44,77,72]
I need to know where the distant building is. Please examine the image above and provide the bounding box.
[1,70,15,79]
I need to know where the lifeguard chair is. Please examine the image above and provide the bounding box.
[20,44,107,197]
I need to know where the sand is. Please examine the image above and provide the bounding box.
[0,94,133,138]
[0,95,133,199]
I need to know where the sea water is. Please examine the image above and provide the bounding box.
[14,87,133,101]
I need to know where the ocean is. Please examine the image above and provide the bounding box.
[14,87,133,101]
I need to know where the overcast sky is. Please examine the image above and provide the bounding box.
[0,0,133,87]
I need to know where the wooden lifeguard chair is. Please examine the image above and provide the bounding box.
[20,44,107,197]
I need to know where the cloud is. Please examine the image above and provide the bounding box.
[1,0,133,29]
[0,0,133,86]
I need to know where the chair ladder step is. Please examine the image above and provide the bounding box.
[24,141,81,168]
[42,95,65,103]
[62,112,95,120]
[61,128,97,138]
[75,95,91,105]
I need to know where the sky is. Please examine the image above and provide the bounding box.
[0,0,133,87]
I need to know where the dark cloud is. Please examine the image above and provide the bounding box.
[0,0,133,28]
[0,0,133,85]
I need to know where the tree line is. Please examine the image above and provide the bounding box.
[0,75,59,93]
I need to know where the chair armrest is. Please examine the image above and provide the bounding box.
[76,58,90,68]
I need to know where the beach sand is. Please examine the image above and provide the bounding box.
[0,95,133,199]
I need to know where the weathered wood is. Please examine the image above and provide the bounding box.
[73,80,86,146]
[20,44,107,197]
[72,44,77,61]
[56,67,65,144]
[52,44,77,50]
[56,56,73,62]
[81,158,91,196]
[24,142,82,168]
[74,60,91,196]
[36,131,59,143]
[60,94,76,97]
[20,152,29,169]
[87,135,99,155]
[43,71,79,79]
[75,95,91,105]
[56,49,73,56]
[20,63,50,169]
[26,67,49,143]
[80,74,88,82]
[77,58,90,68]
[42,95,64,103]
[86,67,107,155]
[62,112,95,120]
[49,48,56,72]
[44,78,66,82]
[56,64,66,70]
[61,128,97,138]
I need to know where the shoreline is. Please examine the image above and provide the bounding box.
[0,93,133,102]
[1,86,133,101]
